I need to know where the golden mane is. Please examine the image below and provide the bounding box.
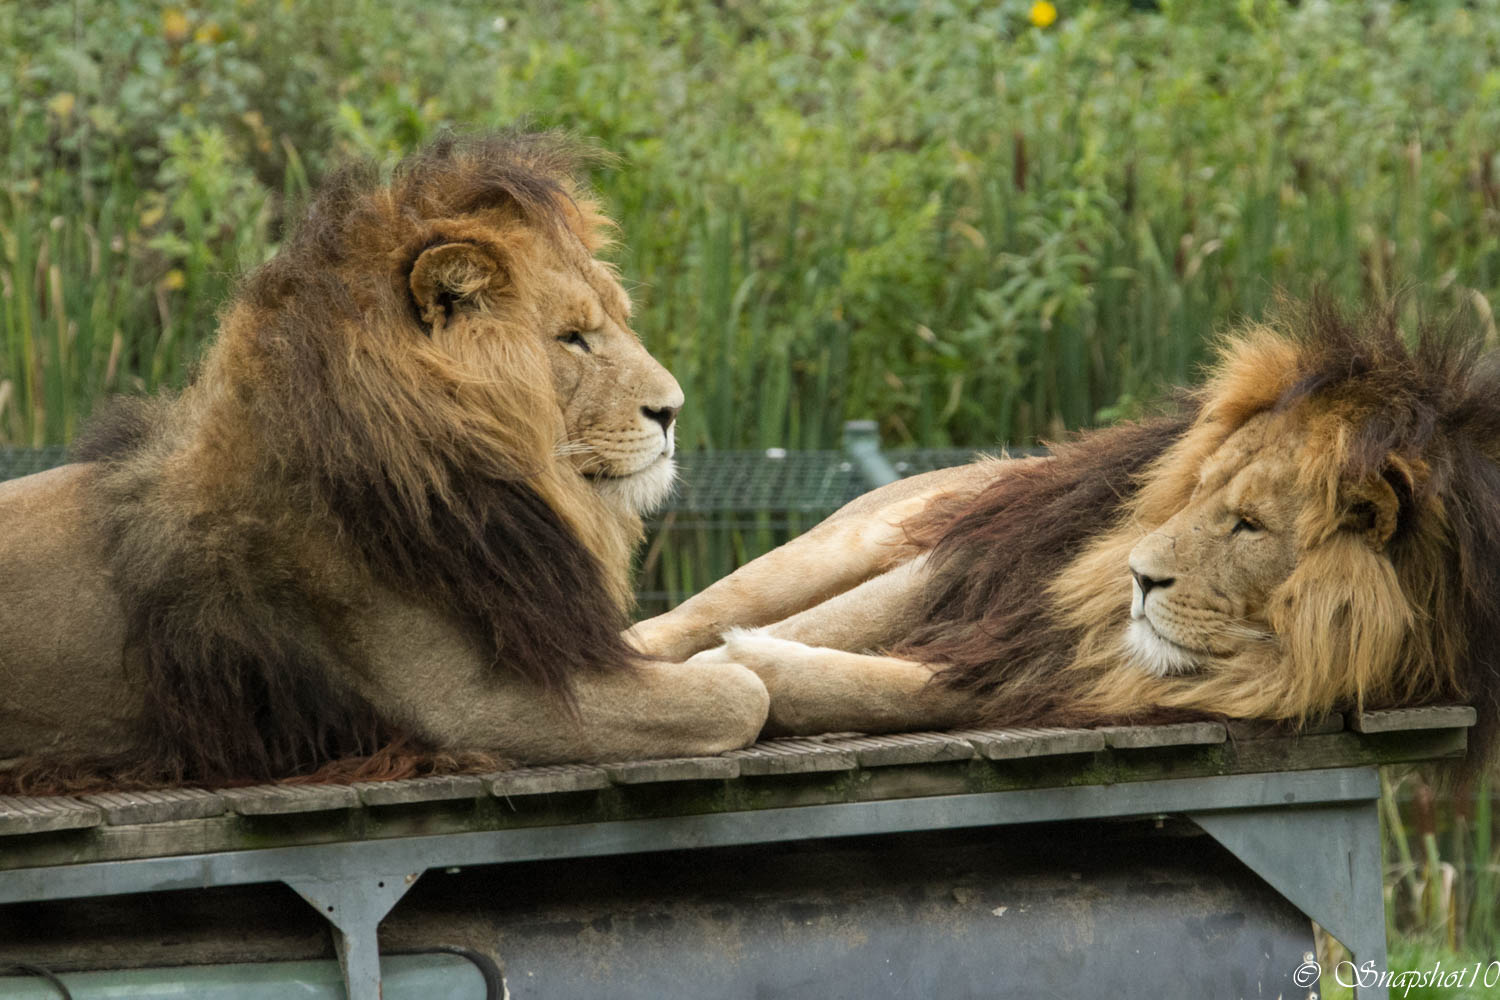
[900,299,1500,774]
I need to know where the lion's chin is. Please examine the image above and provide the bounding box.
[1124,619,1205,678]
[590,455,677,516]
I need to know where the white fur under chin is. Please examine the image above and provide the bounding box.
[1125,619,1203,678]
[594,455,678,516]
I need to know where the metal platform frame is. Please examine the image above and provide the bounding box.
[0,765,1391,1000]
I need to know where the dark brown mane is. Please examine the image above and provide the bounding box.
[896,414,1195,725]
[250,129,638,703]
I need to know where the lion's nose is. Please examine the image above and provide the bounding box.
[642,404,679,434]
[1131,567,1174,598]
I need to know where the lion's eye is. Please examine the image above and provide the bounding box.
[1231,516,1263,536]
[558,330,591,353]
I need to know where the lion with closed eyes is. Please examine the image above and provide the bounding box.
[632,300,1500,777]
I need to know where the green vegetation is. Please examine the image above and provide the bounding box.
[6,0,1500,450]
[1315,768,1500,997]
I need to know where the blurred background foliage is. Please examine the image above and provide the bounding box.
[5,0,1500,450]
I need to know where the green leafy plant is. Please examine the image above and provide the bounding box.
[6,0,1500,449]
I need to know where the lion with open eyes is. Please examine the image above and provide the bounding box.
[632,301,1500,777]
[0,132,768,791]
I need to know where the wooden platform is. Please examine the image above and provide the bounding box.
[0,706,1473,872]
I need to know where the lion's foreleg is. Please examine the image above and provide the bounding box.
[629,462,1004,661]
[692,633,970,737]
[754,553,935,653]
[557,659,772,761]
[403,659,771,765]
[358,591,772,764]
[626,498,924,661]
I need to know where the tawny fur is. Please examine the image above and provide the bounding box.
[0,131,769,792]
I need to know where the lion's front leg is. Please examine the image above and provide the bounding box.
[691,631,971,737]
[752,553,936,653]
[356,590,771,764]
[626,498,927,661]
[630,461,1005,661]
[394,657,771,765]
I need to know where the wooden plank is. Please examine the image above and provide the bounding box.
[80,788,225,825]
[487,765,611,797]
[954,728,1106,760]
[725,739,857,776]
[0,796,102,836]
[603,757,740,785]
[824,732,974,768]
[0,727,1469,869]
[353,775,485,807]
[1350,706,1477,734]
[1100,722,1227,749]
[1226,714,1344,741]
[220,784,359,816]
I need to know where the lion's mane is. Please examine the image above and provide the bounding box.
[900,298,1500,773]
[52,132,642,787]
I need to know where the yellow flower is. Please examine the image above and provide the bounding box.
[139,195,166,229]
[162,269,186,291]
[1029,1,1058,28]
[47,92,76,119]
[162,8,190,45]
[194,22,225,44]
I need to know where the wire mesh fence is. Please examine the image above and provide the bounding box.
[0,448,69,481]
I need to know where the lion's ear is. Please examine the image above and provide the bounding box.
[1340,458,1415,549]
[409,241,504,333]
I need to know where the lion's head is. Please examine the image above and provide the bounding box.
[192,131,691,612]
[1121,403,1417,691]
[403,181,683,519]
[1122,411,1309,677]
[220,132,681,593]
[902,299,1500,773]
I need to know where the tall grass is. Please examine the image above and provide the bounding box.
[1314,771,1500,999]
[1382,771,1500,956]
[4,1,1500,448]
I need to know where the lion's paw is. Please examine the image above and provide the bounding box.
[722,629,817,670]
[626,618,719,663]
[684,643,736,668]
[623,620,672,657]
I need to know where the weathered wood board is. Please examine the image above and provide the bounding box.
[0,709,1471,874]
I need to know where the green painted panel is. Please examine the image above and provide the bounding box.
[0,952,484,999]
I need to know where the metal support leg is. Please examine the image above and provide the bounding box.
[1190,799,1388,1000]
[285,870,421,1000]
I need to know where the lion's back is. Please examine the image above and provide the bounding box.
[0,464,136,760]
